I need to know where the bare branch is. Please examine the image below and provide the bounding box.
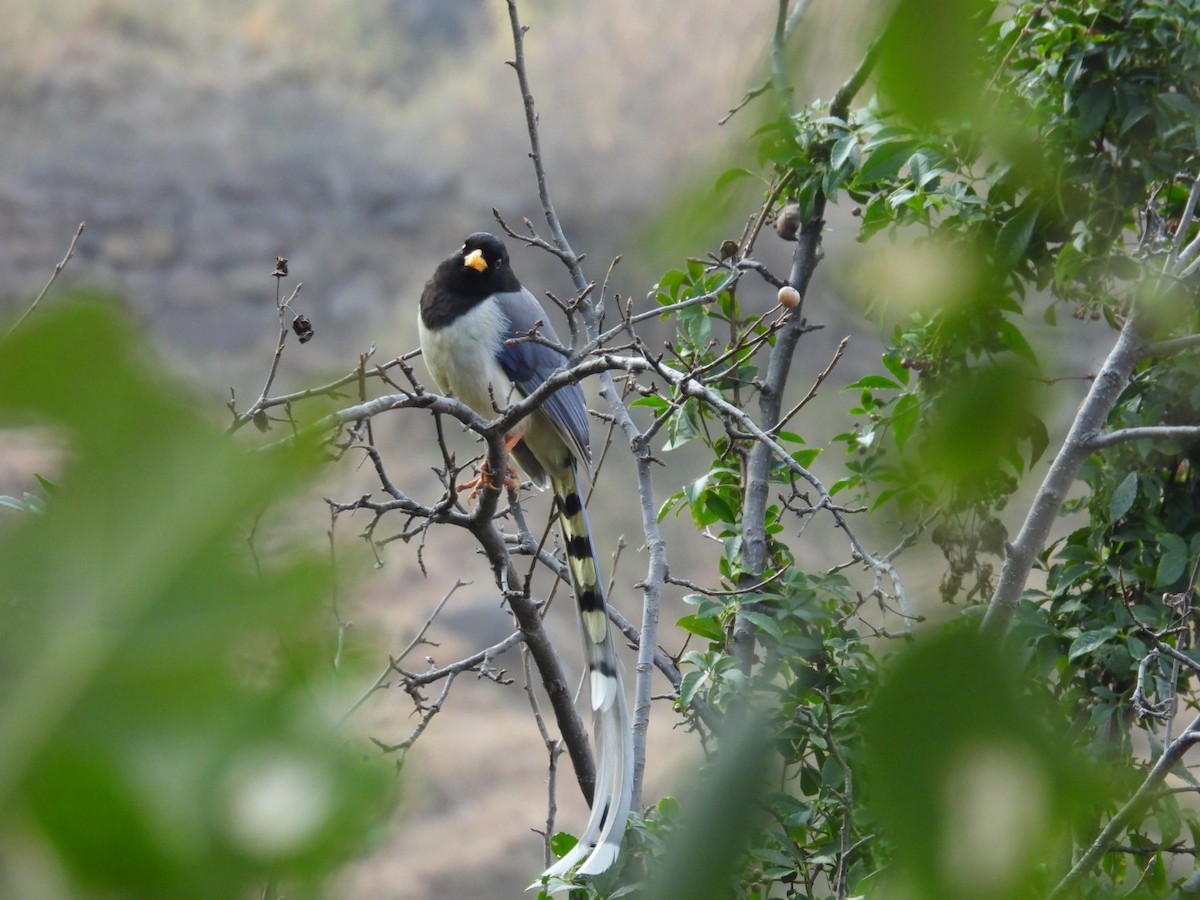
[504,0,674,813]
[522,644,563,867]
[503,2,580,273]
[981,311,1145,638]
[399,630,524,689]
[5,221,85,340]
[1142,333,1200,359]
[1171,177,1200,274]
[1049,716,1200,898]
[1087,425,1200,452]
[340,580,475,722]
[771,335,851,436]
[721,0,817,126]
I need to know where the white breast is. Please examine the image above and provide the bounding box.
[418,298,517,418]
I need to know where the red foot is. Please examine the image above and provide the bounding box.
[457,457,520,499]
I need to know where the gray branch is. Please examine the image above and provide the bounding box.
[980,312,1144,637]
[1087,425,1200,452]
[1049,716,1200,899]
[983,170,1200,638]
[733,0,883,669]
[503,0,671,811]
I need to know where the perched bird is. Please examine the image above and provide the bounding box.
[417,232,633,882]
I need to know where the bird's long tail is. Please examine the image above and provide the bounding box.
[536,465,633,885]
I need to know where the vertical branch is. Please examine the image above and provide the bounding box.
[980,313,1144,637]
[522,644,563,867]
[984,170,1200,638]
[733,0,831,669]
[625,426,668,809]
[732,4,880,669]
[504,0,582,277]
[732,212,825,668]
[769,0,798,122]
[472,499,599,803]
[504,0,668,809]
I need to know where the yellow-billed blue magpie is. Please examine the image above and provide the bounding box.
[418,232,632,881]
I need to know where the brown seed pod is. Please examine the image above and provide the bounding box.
[292,314,315,343]
[774,202,801,241]
[777,285,801,309]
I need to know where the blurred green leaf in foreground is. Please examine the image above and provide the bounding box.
[863,626,1105,900]
[0,297,390,898]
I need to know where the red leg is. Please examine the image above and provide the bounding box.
[457,433,522,498]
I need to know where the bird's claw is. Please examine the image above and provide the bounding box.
[457,458,520,499]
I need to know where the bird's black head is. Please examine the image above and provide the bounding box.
[420,232,522,328]
[452,232,521,295]
[461,232,511,274]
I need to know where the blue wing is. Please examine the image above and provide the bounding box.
[491,288,591,468]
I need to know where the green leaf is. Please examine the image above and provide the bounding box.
[714,166,755,191]
[739,609,784,643]
[1075,82,1112,136]
[0,299,391,897]
[677,614,724,643]
[1024,414,1049,468]
[858,140,920,183]
[640,719,773,900]
[891,393,920,451]
[656,268,687,299]
[1156,796,1183,847]
[920,360,1041,490]
[548,831,579,860]
[994,203,1040,272]
[631,395,669,411]
[847,374,901,391]
[678,670,708,708]
[830,134,860,173]
[33,474,58,493]
[1068,627,1119,661]
[663,400,702,452]
[829,476,858,496]
[994,318,1038,366]
[864,628,1103,899]
[1155,533,1189,588]
[791,447,821,468]
[878,0,988,130]
[882,352,912,387]
[1108,472,1138,522]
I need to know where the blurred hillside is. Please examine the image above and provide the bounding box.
[0,0,871,381]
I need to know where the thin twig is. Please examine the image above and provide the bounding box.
[522,644,562,867]
[504,0,668,810]
[5,221,85,340]
[771,335,851,436]
[340,580,472,722]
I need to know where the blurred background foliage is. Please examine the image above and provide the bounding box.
[0,300,391,897]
